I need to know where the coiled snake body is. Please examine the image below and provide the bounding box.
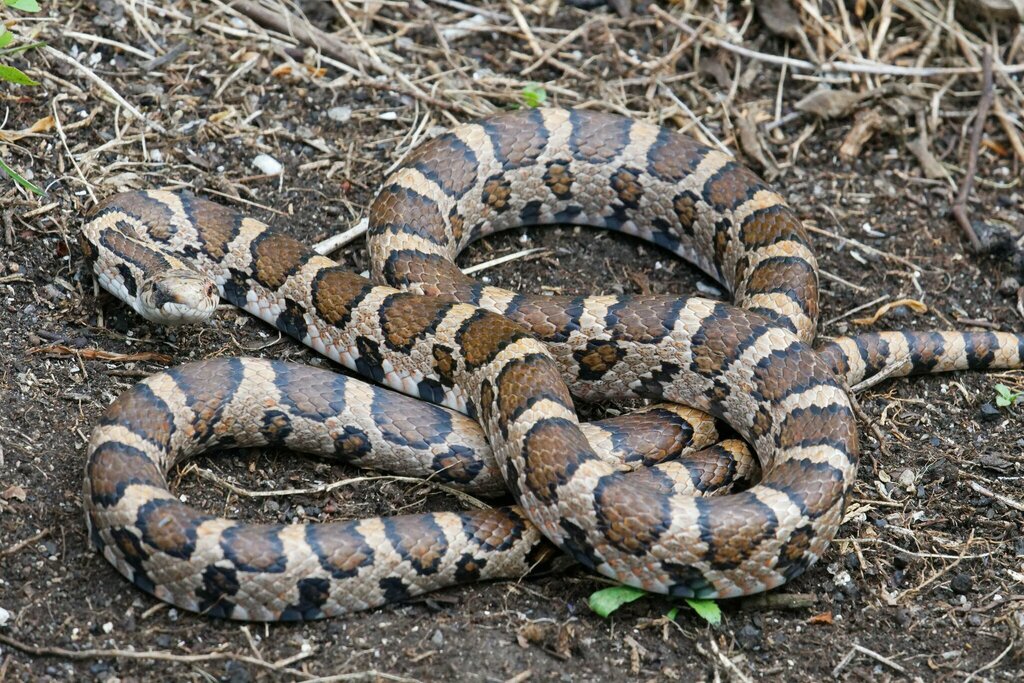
[81,108,1024,621]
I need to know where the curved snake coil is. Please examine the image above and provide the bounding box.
[81,108,1024,621]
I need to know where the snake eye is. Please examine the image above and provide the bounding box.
[149,283,176,309]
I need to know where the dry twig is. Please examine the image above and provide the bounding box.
[951,48,996,252]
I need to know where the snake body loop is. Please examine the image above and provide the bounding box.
[81,109,1023,620]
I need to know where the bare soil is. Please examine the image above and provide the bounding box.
[1,2,1023,681]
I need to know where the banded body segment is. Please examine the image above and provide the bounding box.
[817,330,1024,386]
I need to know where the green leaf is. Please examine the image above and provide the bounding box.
[0,63,39,85]
[5,0,42,12]
[666,607,679,621]
[685,598,722,625]
[521,83,547,108]
[994,384,1020,408]
[0,30,12,49]
[0,39,47,56]
[588,586,646,617]
[0,156,45,195]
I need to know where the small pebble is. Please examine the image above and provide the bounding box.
[252,154,283,175]
[431,629,444,647]
[735,623,762,650]
[978,402,1001,421]
[999,276,1020,295]
[327,106,352,122]
[951,573,973,595]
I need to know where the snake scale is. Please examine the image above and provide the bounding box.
[81,108,1024,621]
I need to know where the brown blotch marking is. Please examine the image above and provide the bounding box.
[478,378,495,428]
[87,442,166,508]
[712,220,733,276]
[853,333,891,377]
[568,109,631,163]
[447,209,466,246]
[183,194,245,261]
[574,340,626,381]
[168,359,245,444]
[521,417,592,504]
[432,450,483,485]
[259,410,291,441]
[496,354,575,435]
[369,185,449,246]
[99,384,174,448]
[99,228,174,274]
[482,108,548,169]
[381,250,479,301]
[251,231,314,290]
[673,191,699,234]
[505,296,582,343]
[605,296,684,344]
[543,160,574,198]
[610,167,643,207]
[432,344,457,386]
[220,525,287,573]
[646,127,709,182]
[312,266,374,327]
[117,192,179,242]
[774,524,815,580]
[482,176,513,212]
[741,256,819,330]
[600,408,694,465]
[964,331,998,370]
[749,404,774,441]
[751,343,836,405]
[136,498,207,559]
[684,444,737,493]
[744,257,812,295]
[594,469,672,554]
[457,310,531,370]
[383,515,448,575]
[461,507,525,552]
[696,492,778,570]
[900,331,945,373]
[689,304,763,376]
[778,404,857,453]
[109,527,151,569]
[739,204,806,250]
[815,342,851,379]
[406,133,479,198]
[335,428,371,457]
[380,293,449,350]
[306,523,374,579]
[704,163,767,211]
[765,459,846,520]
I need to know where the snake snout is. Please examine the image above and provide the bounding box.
[139,269,219,325]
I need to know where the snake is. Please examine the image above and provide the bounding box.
[81,108,1024,621]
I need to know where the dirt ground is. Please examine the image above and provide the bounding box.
[1,2,1023,681]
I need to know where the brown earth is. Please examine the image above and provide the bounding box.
[1,2,1023,681]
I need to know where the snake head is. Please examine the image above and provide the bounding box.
[138,269,219,325]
